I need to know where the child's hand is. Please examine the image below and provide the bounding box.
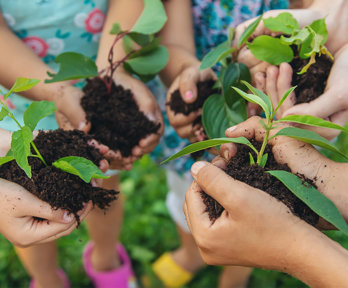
[0,179,92,247]
[104,70,163,170]
[53,84,91,133]
[219,116,348,225]
[166,63,216,142]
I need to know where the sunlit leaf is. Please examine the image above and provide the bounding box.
[310,18,328,44]
[45,52,98,83]
[241,81,272,117]
[281,28,310,45]
[260,153,268,168]
[0,156,14,166]
[238,14,263,48]
[0,107,8,121]
[247,36,294,65]
[249,152,255,165]
[122,35,134,54]
[110,22,121,35]
[263,12,299,34]
[52,156,109,183]
[200,41,231,70]
[268,170,348,236]
[274,86,297,116]
[277,115,348,134]
[161,137,255,164]
[5,78,40,99]
[23,101,57,131]
[131,0,167,34]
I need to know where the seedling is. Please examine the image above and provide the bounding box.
[163,81,348,235]
[0,78,108,183]
[241,12,333,74]
[45,0,169,88]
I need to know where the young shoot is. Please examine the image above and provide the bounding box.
[45,0,169,91]
[0,78,109,183]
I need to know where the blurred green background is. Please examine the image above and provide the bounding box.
[0,129,347,288]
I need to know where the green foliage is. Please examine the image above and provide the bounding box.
[45,52,98,83]
[238,14,263,48]
[0,108,8,121]
[23,101,57,131]
[268,170,348,235]
[5,78,40,99]
[263,12,299,34]
[110,22,121,35]
[247,36,294,65]
[52,156,109,183]
[200,41,234,70]
[131,0,167,34]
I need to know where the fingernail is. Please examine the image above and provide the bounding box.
[191,161,207,176]
[63,211,74,222]
[185,90,194,100]
[223,150,229,160]
[250,109,257,116]
[78,122,86,130]
[227,126,237,133]
[147,113,156,122]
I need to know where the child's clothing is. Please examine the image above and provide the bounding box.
[0,0,107,131]
[150,0,289,232]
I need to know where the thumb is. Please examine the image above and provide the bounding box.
[190,161,251,212]
[179,69,199,104]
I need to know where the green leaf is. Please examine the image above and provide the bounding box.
[128,32,151,47]
[268,170,348,236]
[274,86,296,116]
[310,18,328,45]
[0,156,14,166]
[249,152,255,165]
[238,14,263,48]
[131,0,167,34]
[241,81,272,118]
[232,87,270,119]
[277,115,348,134]
[23,101,57,131]
[200,41,231,70]
[45,52,98,83]
[202,94,245,139]
[281,28,310,45]
[299,33,313,59]
[222,63,251,107]
[228,27,236,45]
[273,127,348,159]
[122,35,134,54]
[11,126,33,178]
[247,36,294,65]
[128,37,162,58]
[110,22,121,35]
[125,46,168,76]
[161,137,255,164]
[0,107,8,121]
[5,78,40,99]
[52,156,109,183]
[260,153,268,168]
[263,12,299,34]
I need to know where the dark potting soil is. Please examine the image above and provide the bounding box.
[290,54,333,104]
[81,77,161,157]
[201,139,319,226]
[0,129,118,222]
[167,80,217,116]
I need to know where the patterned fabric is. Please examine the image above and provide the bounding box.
[0,0,108,131]
[151,0,289,179]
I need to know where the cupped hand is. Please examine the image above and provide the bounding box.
[0,179,92,247]
[103,70,163,170]
[184,159,320,271]
[166,63,216,142]
[219,116,348,225]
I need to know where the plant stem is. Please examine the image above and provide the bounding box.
[31,142,47,166]
[256,120,272,165]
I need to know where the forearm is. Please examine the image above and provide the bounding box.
[95,0,144,70]
[0,15,69,102]
[0,128,11,156]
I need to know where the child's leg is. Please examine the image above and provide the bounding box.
[85,174,123,271]
[218,266,252,288]
[15,242,64,288]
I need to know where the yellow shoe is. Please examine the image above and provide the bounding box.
[152,253,193,288]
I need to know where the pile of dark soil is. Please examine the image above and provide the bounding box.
[201,139,319,226]
[290,54,333,104]
[167,80,217,116]
[0,129,118,222]
[81,77,161,157]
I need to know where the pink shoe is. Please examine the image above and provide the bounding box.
[83,242,137,288]
[29,269,70,288]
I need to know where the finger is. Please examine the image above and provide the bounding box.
[99,159,109,173]
[176,124,196,139]
[225,117,259,139]
[219,143,238,161]
[277,63,295,114]
[237,46,262,68]
[211,156,228,170]
[179,68,199,104]
[250,61,271,79]
[254,72,266,93]
[266,66,280,111]
[166,107,201,127]
[247,103,261,117]
[88,139,109,155]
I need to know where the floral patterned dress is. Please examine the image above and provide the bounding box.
[0,0,108,131]
[150,0,289,178]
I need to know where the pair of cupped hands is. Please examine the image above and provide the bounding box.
[167,6,348,141]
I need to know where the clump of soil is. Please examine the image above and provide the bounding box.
[81,77,161,157]
[201,139,319,226]
[0,129,118,222]
[290,53,333,104]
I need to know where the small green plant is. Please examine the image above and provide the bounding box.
[162,81,348,235]
[45,0,168,89]
[241,12,333,74]
[0,78,108,183]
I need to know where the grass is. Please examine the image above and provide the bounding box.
[0,129,347,287]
